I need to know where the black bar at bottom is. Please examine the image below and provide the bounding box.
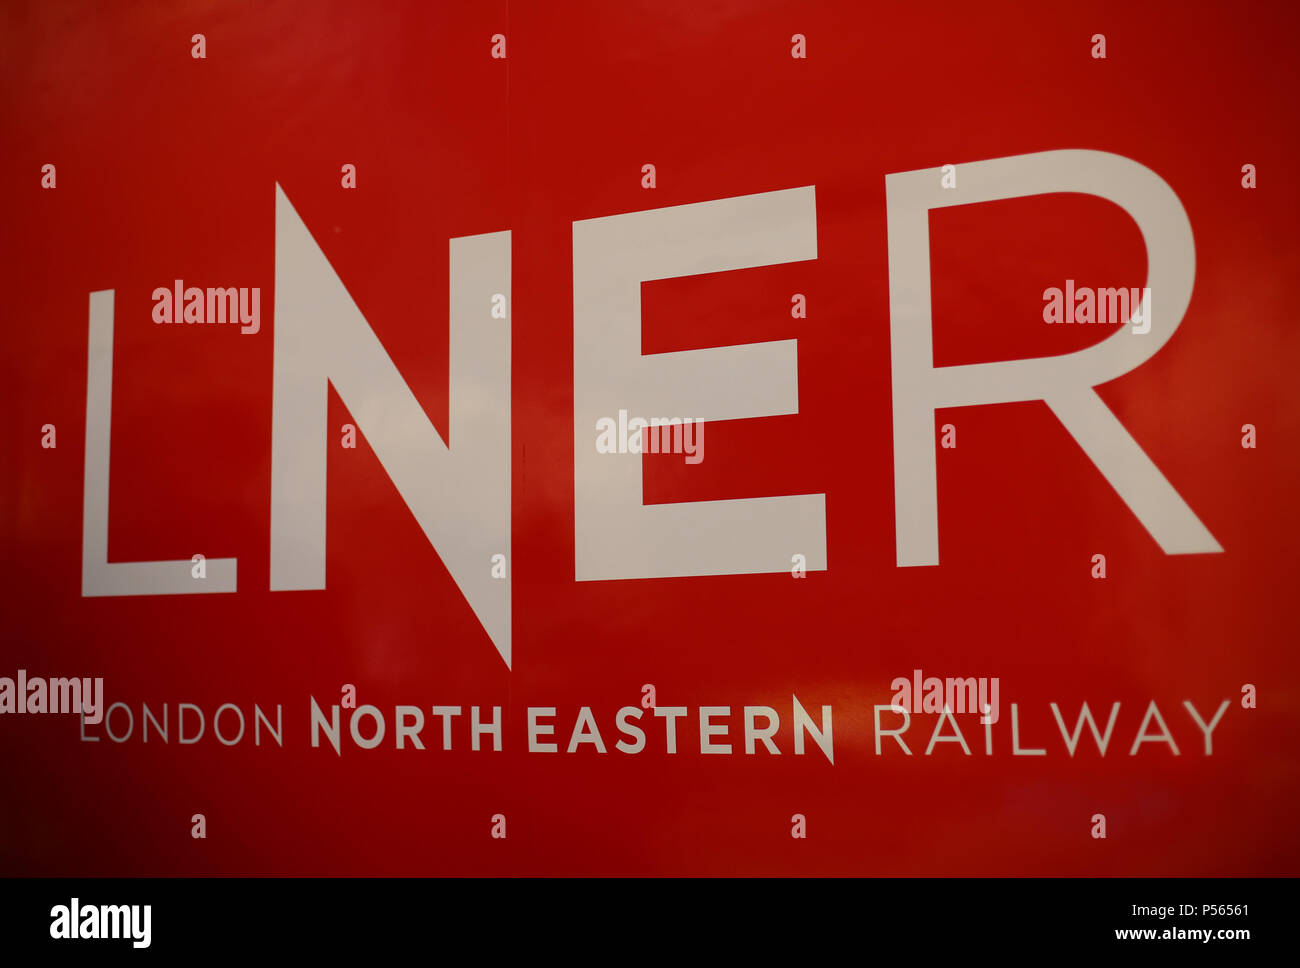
[0,876,1286,956]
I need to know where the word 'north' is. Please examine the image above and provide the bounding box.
[152,280,260,334]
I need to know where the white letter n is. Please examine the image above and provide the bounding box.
[270,184,512,665]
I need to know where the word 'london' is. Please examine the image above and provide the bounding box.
[80,150,1222,669]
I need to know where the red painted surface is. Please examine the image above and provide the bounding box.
[1,0,1296,874]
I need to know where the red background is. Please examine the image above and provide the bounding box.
[1,0,1297,874]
